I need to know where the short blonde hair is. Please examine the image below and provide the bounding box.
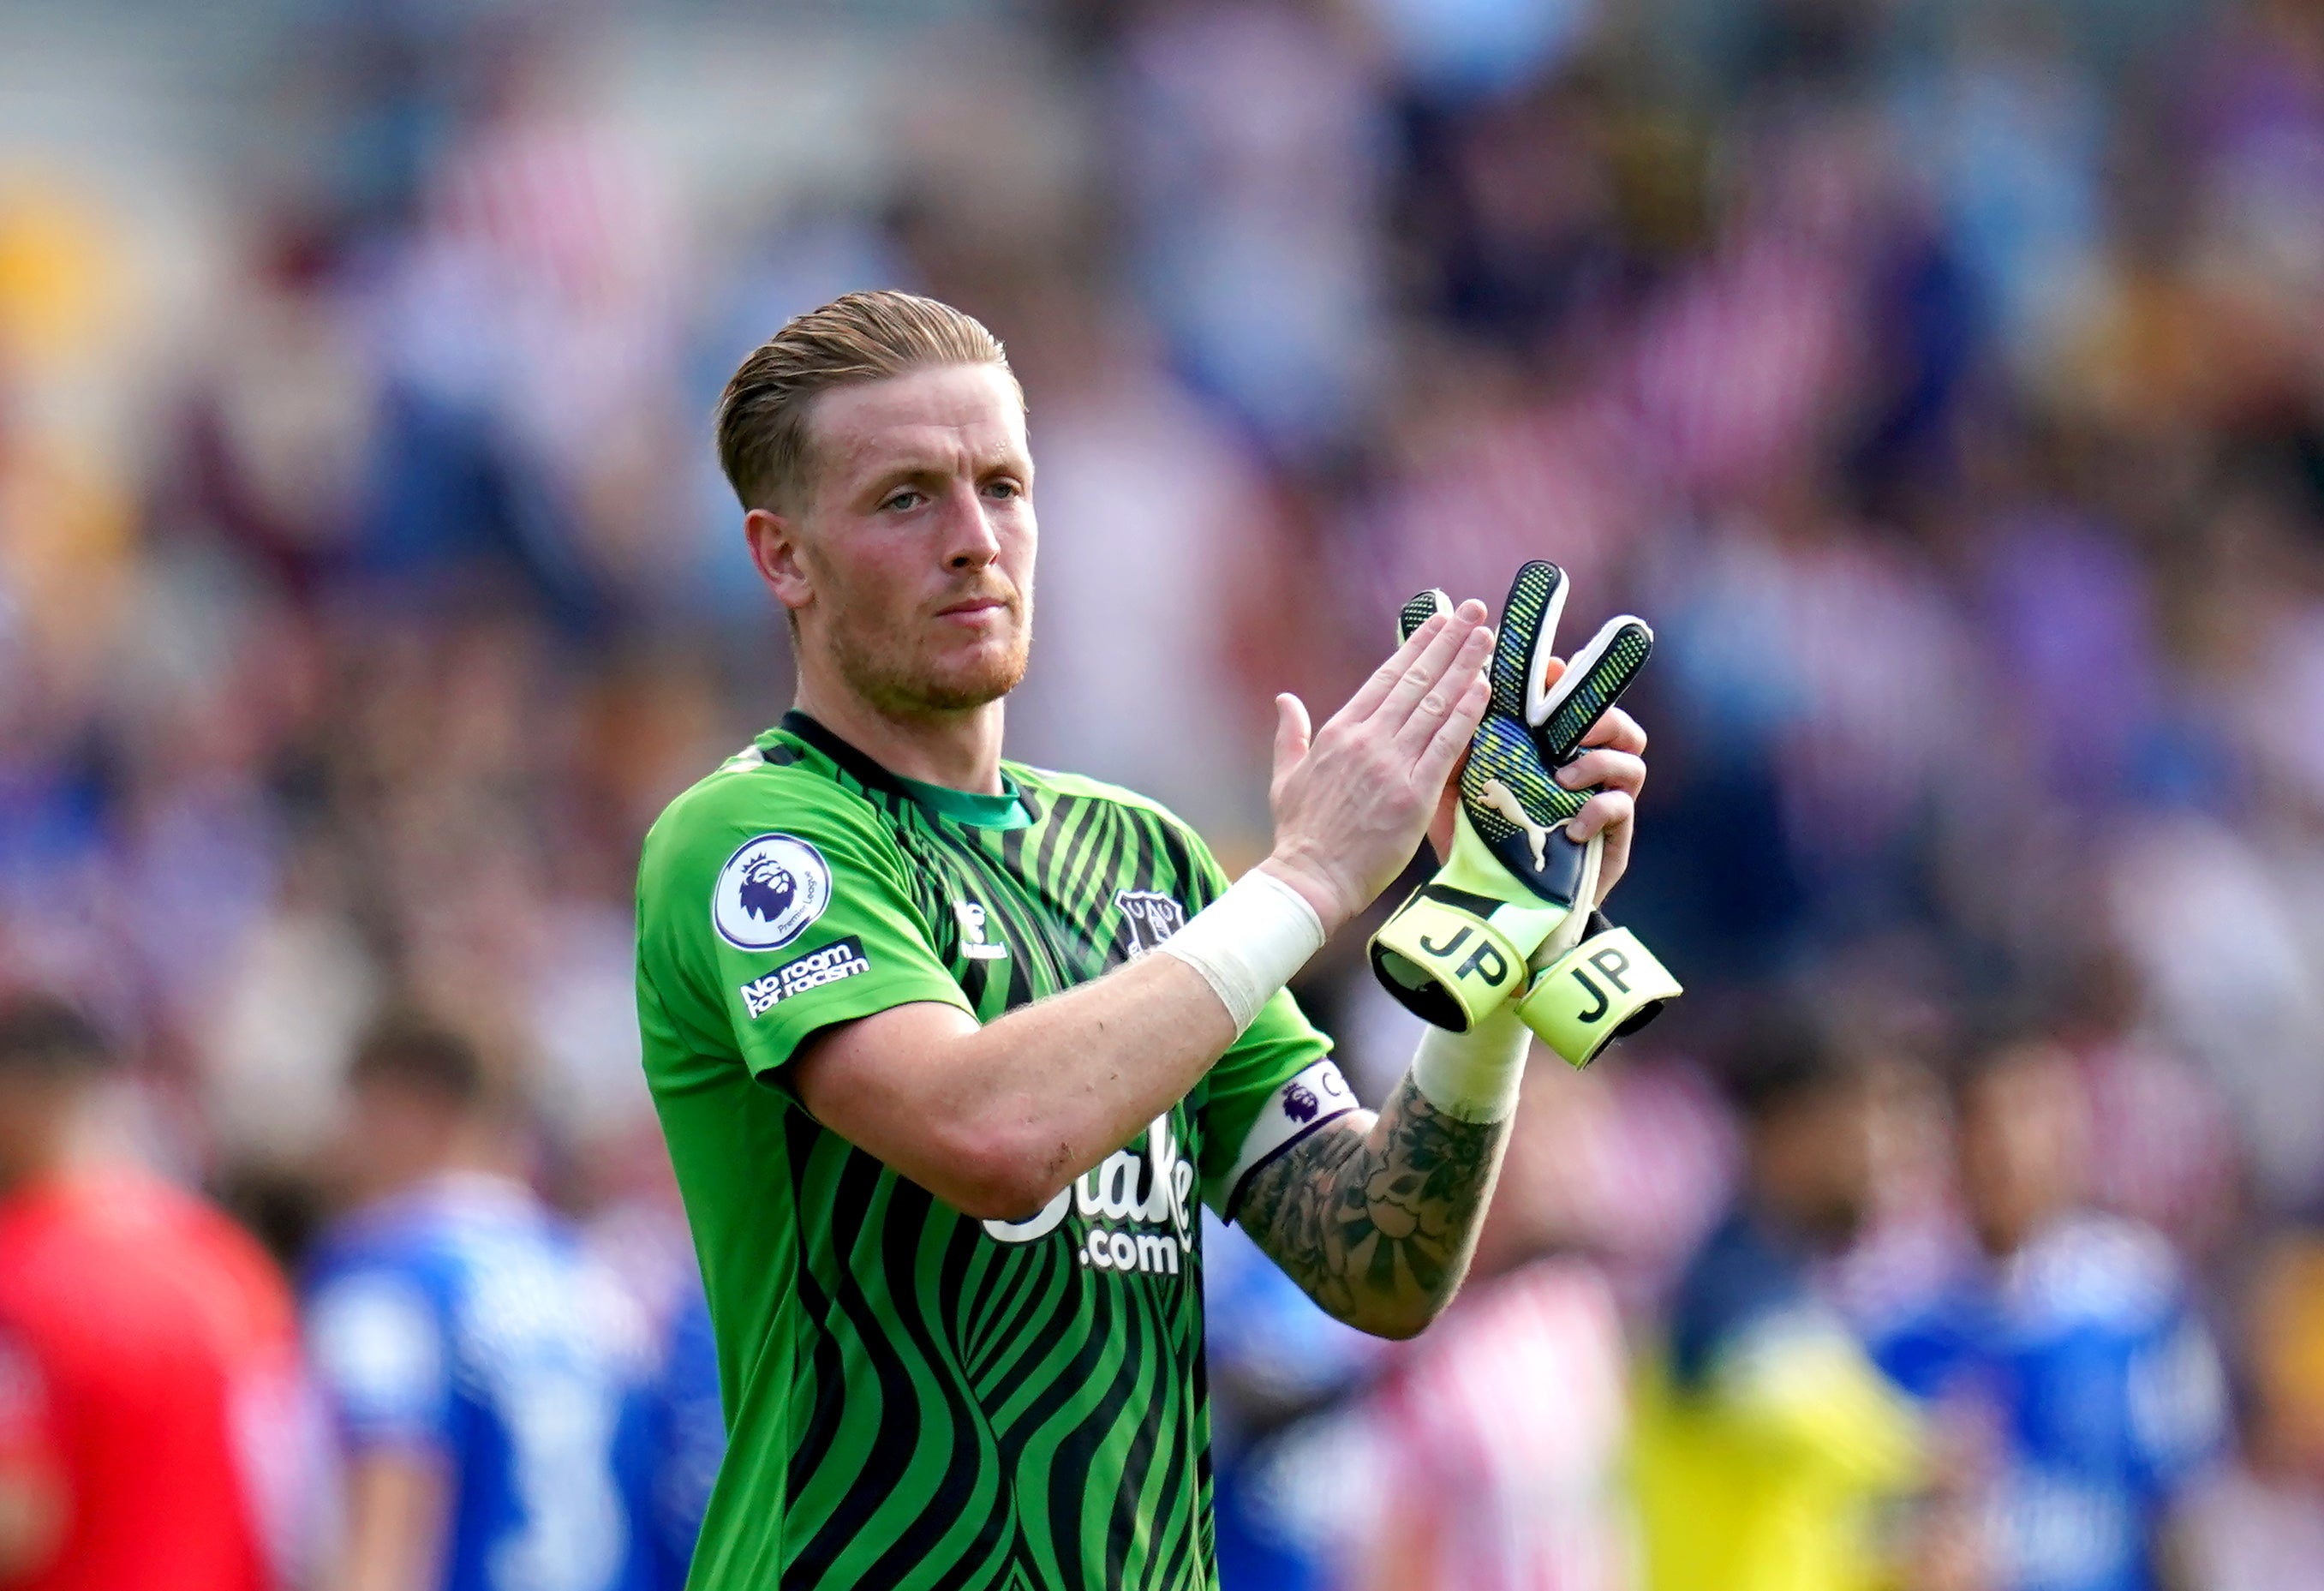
[714,290,1015,511]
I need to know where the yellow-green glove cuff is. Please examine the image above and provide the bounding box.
[1518,925,1682,1068]
[1370,889,1532,1032]
[1370,810,1579,1032]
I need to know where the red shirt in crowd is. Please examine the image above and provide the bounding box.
[0,1173,303,1591]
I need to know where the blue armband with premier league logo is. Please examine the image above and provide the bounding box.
[1369,563,1681,1068]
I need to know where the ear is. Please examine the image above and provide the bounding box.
[745,507,814,616]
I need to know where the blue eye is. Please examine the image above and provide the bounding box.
[883,490,923,512]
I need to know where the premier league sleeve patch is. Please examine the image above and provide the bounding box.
[713,834,833,951]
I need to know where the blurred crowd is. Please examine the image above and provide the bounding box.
[5,0,2324,1586]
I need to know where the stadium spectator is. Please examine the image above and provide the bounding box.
[1875,1035,2229,1591]
[2182,1232,2324,1591]
[0,993,311,1591]
[10,1,2324,1584]
[1631,1007,1933,1591]
[631,1283,722,1591]
[303,1013,656,1591]
[1204,1209,1385,1591]
[1358,1061,1637,1591]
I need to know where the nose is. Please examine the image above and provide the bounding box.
[939,482,1002,571]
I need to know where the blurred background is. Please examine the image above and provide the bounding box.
[3,0,2324,1586]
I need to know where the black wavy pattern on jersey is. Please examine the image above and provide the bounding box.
[1031,798,1107,966]
[1077,804,1138,964]
[857,1211,1010,1588]
[787,1153,935,1582]
[1137,1303,1202,1589]
[784,1265,845,1496]
[974,1238,1091,1417]
[957,1247,1022,1386]
[905,810,1051,1013]
[996,816,1032,876]
[957,1239,1015,1368]
[757,726,1222,1589]
[1120,807,1167,903]
[973,843,1070,994]
[1143,1285,1204,1582]
[1046,1307,1156,1587]
[929,781,1206,1586]
[932,1233,1020,1582]
[1026,795,1071,900]
[1085,801,1148,915]
[1152,813,1201,906]
[962,1228,1068,1395]
[1048,805,1120,963]
[991,1304,1108,1577]
[1190,1341,1215,1565]
[782,1110,851,1506]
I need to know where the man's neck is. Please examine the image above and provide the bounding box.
[792,673,1007,795]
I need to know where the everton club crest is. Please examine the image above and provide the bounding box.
[1113,889,1189,960]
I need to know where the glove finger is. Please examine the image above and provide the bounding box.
[1490,561,1565,721]
[1396,589,1451,645]
[1534,616,1653,764]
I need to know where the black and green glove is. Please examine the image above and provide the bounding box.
[1368,561,1682,1067]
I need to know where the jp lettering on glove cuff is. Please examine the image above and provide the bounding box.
[1370,857,1548,1032]
[1520,924,1682,1069]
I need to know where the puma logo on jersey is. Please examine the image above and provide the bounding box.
[1478,778,1554,871]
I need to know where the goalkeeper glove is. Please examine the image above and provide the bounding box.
[1368,561,1682,1067]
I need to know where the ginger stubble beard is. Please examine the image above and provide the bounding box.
[815,574,1035,719]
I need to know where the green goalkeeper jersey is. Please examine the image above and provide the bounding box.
[635,713,1353,1591]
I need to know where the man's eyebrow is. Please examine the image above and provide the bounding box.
[831,427,1031,494]
[857,450,1030,487]
[848,454,957,493]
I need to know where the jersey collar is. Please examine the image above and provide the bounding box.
[774,711,1034,831]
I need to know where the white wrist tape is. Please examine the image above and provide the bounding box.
[1410,1003,1532,1123]
[1158,868,1326,1033]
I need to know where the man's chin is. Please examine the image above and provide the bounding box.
[828,620,1030,716]
[908,645,1030,712]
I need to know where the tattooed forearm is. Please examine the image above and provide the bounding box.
[1235,1074,1510,1338]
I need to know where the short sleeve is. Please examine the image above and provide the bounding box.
[642,772,973,1080]
[306,1270,451,1453]
[1198,989,1354,1222]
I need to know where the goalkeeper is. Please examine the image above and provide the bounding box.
[635,290,1656,1591]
